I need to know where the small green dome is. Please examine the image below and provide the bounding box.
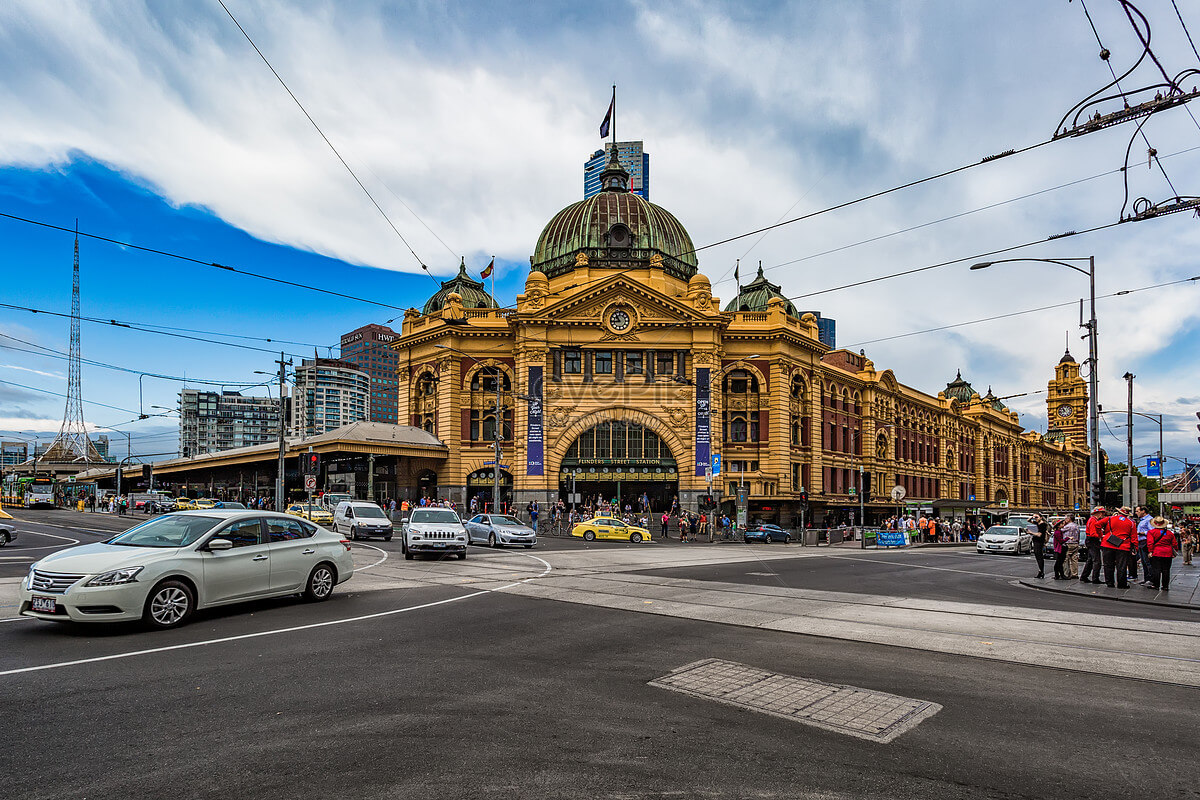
[943,370,976,403]
[423,259,498,314]
[723,263,799,316]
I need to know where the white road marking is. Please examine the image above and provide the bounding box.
[352,543,389,570]
[0,556,33,561]
[0,552,552,678]
[825,554,1024,579]
[2,530,82,551]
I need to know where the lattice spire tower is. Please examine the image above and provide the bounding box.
[41,226,101,464]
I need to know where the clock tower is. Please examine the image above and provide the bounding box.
[1046,347,1088,446]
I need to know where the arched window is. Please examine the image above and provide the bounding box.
[468,366,512,442]
[723,369,762,443]
[412,372,437,433]
[790,375,810,447]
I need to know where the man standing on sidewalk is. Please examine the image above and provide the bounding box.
[1061,514,1080,578]
[1101,507,1137,588]
[1134,506,1156,587]
[1079,507,1107,583]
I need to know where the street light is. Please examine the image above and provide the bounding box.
[971,256,1100,507]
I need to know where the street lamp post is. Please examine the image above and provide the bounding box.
[971,256,1100,507]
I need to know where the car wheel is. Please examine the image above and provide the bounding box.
[457,551,467,560]
[0,531,8,547]
[524,544,533,549]
[404,551,414,560]
[583,531,596,542]
[488,532,497,548]
[762,535,770,544]
[304,563,336,601]
[143,580,194,630]
[785,535,792,543]
[384,535,392,542]
[630,532,643,543]
[350,526,358,541]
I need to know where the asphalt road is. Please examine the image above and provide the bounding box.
[3,510,1198,799]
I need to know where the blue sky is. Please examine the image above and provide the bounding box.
[1,0,1199,473]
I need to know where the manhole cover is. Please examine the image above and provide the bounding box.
[650,658,941,743]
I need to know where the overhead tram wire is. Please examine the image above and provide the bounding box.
[0,300,308,359]
[216,0,447,288]
[0,211,410,313]
[1172,0,1200,63]
[0,377,141,416]
[841,273,1200,349]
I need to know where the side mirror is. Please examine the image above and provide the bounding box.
[206,538,234,551]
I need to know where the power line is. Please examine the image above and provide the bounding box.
[216,0,446,287]
[0,377,140,415]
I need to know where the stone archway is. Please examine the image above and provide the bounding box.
[549,406,688,477]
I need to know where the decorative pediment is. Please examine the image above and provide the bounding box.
[520,274,717,327]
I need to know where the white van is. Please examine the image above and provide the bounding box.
[333,501,394,541]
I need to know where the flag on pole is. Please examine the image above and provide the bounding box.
[480,258,494,279]
[599,91,614,138]
[734,259,740,285]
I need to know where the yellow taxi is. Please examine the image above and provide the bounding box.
[571,516,652,544]
[286,503,334,526]
[175,498,198,511]
[194,498,217,509]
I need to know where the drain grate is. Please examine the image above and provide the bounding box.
[650,658,941,743]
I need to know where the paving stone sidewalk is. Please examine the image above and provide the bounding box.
[1020,562,1200,610]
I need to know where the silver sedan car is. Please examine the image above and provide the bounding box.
[464,514,537,548]
[18,510,354,629]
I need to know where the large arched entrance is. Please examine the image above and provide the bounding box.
[559,420,678,514]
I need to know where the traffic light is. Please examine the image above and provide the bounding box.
[142,464,151,480]
[799,487,808,504]
[303,452,321,475]
[862,472,872,502]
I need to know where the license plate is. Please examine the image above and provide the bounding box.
[434,543,446,548]
[987,544,1001,549]
[31,596,56,613]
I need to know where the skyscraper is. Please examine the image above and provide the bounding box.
[339,323,400,424]
[290,359,370,438]
[584,141,649,200]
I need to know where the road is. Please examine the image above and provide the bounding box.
[1,508,1197,799]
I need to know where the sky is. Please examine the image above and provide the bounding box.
[1,0,1198,476]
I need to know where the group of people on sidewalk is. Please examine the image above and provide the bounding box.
[1034,505,1192,591]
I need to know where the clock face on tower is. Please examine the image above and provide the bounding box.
[608,309,631,331]
[1057,404,1074,418]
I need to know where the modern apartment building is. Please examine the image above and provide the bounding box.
[178,389,283,458]
[584,141,649,200]
[1,441,28,466]
[290,358,370,438]
[339,323,400,424]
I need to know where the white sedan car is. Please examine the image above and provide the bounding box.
[976,524,1033,555]
[18,510,354,629]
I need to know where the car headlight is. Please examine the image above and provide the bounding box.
[86,566,144,587]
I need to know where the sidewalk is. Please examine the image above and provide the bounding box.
[1020,563,1200,610]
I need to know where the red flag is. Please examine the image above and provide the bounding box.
[480,258,494,279]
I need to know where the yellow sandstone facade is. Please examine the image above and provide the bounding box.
[393,151,1089,523]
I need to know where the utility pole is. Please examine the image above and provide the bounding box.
[1123,372,1135,508]
[275,352,290,512]
[493,365,502,514]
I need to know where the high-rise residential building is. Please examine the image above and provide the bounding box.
[178,389,282,458]
[584,141,649,200]
[290,358,370,438]
[339,323,400,424]
[91,435,115,463]
[1,441,28,466]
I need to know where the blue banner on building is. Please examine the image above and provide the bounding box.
[527,366,544,476]
[695,367,710,476]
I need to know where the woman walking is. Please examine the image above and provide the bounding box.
[1147,517,1178,591]
[1051,519,1068,579]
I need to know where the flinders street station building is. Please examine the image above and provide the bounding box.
[394,150,1090,526]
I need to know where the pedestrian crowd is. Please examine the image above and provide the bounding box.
[1074,505,1189,591]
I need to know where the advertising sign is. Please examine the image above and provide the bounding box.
[695,367,710,476]
[876,529,909,548]
[1146,457,1161,478]
[526,366,544,476]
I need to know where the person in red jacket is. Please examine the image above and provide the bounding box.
[1101,506,1137,588]
[1079,507,1108,583]
[1147,517,1178,591]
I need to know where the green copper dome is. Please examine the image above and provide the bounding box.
[723,263,799,316]
[531,149,698,280]
[423,259,499,315]
[943,370,976,403]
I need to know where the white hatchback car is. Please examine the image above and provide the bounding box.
[19,511,354,629]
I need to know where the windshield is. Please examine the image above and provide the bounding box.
[108,515,220,548]
[986,527,1022,537]
[325,494,351,504]
[491,515,523,526]
[219,502,246,509]
[354,506,388,519]
[411,509,460,524]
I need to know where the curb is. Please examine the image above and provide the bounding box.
[1018,578,1199,611]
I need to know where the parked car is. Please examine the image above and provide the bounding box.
[150,497,178,513]
[0,508,17,547]
[465,514,536,548]
[214,501,246,510]
[571,517,651,543]
[401,507,468,560]
[333,501,393,541]
[194,498,217,510]
[287,503,335,527]
[175,498,198,511]
[976,525,1033,555]
[18,510,354,629]
[744,524,792,543]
